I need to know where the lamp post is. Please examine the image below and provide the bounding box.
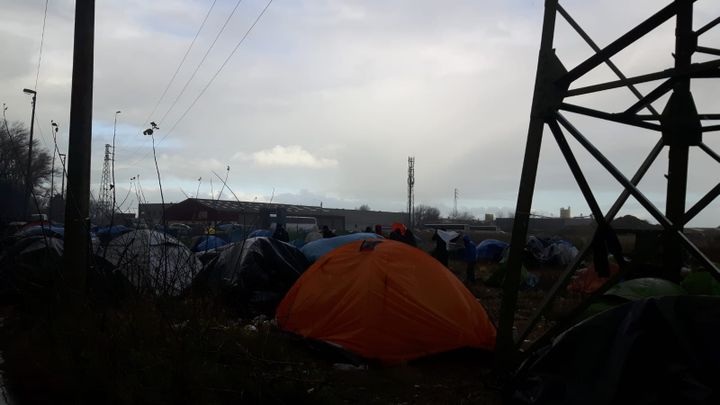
[50,121,58,197]
[111,110,121,213]
[22,88,37,220]
[49,120,59,222]
[59,153,66,200]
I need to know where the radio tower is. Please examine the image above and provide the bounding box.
[407,156,415,228]
[453,188,459,218]
[98,143,113,215]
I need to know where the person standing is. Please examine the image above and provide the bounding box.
[432,230,449,267]
[374,224,384,237]
[463,235,477,284]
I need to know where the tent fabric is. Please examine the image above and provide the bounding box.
[300,232,382,263]
[476,239,509,262]
[435,230,459,249]
[567,262,620,294]
[277,239,496,364]
[94,225,132,244]
[99,230,201,295]
[583,278,687,319]
[192,235,228,252]
[526,236,579,266]
[0,236,64,299]
[511,296,720,405]
[604,277,687,301]
[93,225,130,237]
[16,225,65,238]
[248,229,273,239]
[304,230,323,243]
[680,271,720,296]
[194,237,309,314]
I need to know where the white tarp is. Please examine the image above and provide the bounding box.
[99,230,201,295]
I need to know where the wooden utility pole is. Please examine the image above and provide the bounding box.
[63,0,95,293]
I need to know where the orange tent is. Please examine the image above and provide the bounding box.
[567,262,620,294]
[276,239,496,364]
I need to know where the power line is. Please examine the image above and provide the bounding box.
[162,0,273,139]
[142,0,219,127]
[128,0,273,168]
[31,0,51,151]
[34,0,49,91]
[156,0,245,126]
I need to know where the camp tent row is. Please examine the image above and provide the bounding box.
[1,228,497,364]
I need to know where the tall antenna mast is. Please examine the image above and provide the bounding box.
[407,156,415,228]
[453,188,459,218]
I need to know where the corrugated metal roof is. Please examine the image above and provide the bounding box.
[191,198,338,215]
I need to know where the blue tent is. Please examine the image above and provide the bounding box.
[94,225,130,238]
[16,225,65,238]
[300,232,382,262]
[193,235,228,252]
[476,239,509,262]
[248,229,273,239]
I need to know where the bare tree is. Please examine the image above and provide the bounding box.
[414,204,441,226]
[356,204,371,211]
[0,121,53,221]
[452,211,476,221]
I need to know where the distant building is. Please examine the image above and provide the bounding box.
[495,217,593,233]
[157,198,407,232]
[138,202,175,224]
[560,206,571,219]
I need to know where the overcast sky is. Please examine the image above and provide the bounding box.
[1,0,719,226]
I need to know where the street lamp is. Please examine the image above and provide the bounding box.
[49,120,59,223]
[111,110,121,213]
[142,122,165,227]
[50,121,59,198]
[59,153,66,200]
[22,88,37,220]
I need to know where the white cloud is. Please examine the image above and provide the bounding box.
[2,0,719,226]
[252,145,338,169]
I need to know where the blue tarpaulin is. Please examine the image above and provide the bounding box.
[17,225,65,238]
[94,225,130,237]
[248,229,273,239]
[300,232,382,262]
[476,239,509,262]
[193,235,228,252]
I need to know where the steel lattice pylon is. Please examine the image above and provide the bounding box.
[497,0,720,370]
[98,143,112,217]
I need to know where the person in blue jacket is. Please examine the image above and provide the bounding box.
[463,235,477,284]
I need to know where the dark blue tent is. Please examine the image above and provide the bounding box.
[476,239,509,262]
[193,235,228,252]
[94,225,130,238]
[193,237,310,315]
[16,225,65,238]
[512,296,720,404]
[248,229,273,239]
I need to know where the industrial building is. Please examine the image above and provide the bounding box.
[141,198,408,232]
